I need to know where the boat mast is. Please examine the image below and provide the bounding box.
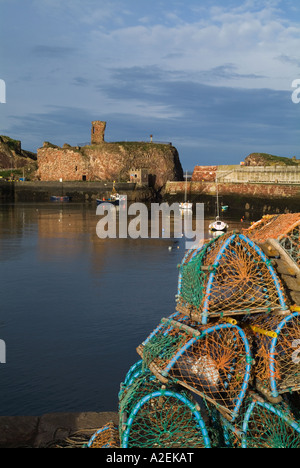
[216,174,220,218]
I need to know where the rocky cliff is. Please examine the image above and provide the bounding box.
[0,136,37,169]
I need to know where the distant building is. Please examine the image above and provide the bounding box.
[129,168,149,186]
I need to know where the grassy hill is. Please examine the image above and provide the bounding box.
[245,152,299,166]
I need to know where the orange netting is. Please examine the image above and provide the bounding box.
[177,233,288,323]
[246,312,300,400]
[244,213,300,267]
[136,313,252,421]
[87,422,120,448]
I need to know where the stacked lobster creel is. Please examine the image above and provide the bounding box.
[218,308,300,447]
[135,313,252,425]
[97,214,300,449]
[244,213,300,306]
[126,225,300,448]
[214,213,300,448]
[116,232,272,447]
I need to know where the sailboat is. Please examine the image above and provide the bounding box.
[209,175,228,232]
[179,171,193,210]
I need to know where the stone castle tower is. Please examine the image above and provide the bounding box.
[91,121,106,144]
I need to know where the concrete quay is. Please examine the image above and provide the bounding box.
[0,411,119,448]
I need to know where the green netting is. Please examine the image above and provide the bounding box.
[118,368,211,448]
[140,314,197,371]
[178,237,217,309]
[219,394,300,448]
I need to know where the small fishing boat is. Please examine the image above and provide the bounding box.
[50,195,70,202]
[96,182,126,206]
[179,171,193,210]
[96,194,120,206]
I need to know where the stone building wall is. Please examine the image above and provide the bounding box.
[192,164,300,184]
[192,165,218,181]
[37,145,88,182]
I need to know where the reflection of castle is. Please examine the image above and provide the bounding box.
[37,207,96,261]
[37,121,183,189]
[37,205,177,275]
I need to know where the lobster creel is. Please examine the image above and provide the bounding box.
[136,313,252,422]
[177,233,288,324]
[246,311,300,401]
[118,367,211,448]
[86,422,120,448]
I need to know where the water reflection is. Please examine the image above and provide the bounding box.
[0,202,249,417]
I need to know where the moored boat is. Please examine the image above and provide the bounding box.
[50,195,71,202]
[209,216,228,232]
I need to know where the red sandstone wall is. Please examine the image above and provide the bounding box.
[37,147,88,181]
[165,181,300,198]
[91,121,106,144]
[192,166,217,181]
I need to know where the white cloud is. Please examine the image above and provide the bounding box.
[85,1,300,90]
[2,0,300,161]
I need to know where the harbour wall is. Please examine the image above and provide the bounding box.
[1,179,300,214]
[192,165,300,184]
[0,180,154,203]
[164,181,300,214]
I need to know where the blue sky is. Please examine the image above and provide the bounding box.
[0,0,300,170]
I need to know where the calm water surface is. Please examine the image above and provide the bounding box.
[0,202,245,416]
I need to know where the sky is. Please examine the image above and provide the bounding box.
[0,0,300,170]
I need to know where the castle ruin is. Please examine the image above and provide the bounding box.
[36,121,183,188]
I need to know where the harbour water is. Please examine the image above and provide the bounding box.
[0,202,246,417]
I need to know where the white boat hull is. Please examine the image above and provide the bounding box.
[209,220,228,232]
